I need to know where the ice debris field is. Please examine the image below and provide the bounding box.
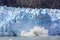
[0,6,60,37]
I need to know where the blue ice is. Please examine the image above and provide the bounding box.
[0,6,60,36]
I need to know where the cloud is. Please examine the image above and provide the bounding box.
[20,26,48,36]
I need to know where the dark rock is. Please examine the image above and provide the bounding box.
[0,0,60,9]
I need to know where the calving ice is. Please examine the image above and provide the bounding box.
[0,6,60,36]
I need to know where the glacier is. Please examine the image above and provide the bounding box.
[0,6,60,36]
